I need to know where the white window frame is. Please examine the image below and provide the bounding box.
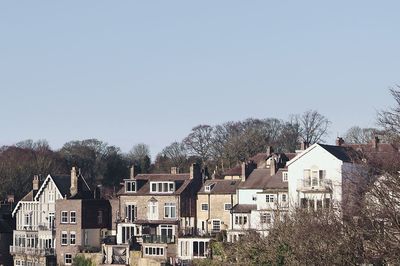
[212,220,221,232]
[201,203,208,211]
[150,181,175,193]
[144,246,165,256]
[265,194,274,203]
[61,231,68,245]
[224,203,232,211]
[282,171,288,182]
[70,231,76,245]
[125,204,136,222]
[61,211,68,223]
[281,194,287,202]
[234,215,248,225]
[48,191,55,203]
[164,203,176,218]
[65,253,72,265]
[125,180,136,193]
[70,211,76,223]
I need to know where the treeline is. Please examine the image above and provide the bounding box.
[0,109,380,200]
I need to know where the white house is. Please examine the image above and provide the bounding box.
[10,167,90,266]
[287,143,358,212]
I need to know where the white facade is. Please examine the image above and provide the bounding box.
[11,175,64,266]
[287,144,355,212]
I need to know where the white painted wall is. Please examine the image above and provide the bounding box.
[287,144,356,211]
[237,188,262,204]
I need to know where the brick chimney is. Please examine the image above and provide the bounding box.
[130,165,137,179]
[336,137,345,146]
[33,175,39,191]
[171,167,179,174]
[241,161,257,182]
[266,146,274,156]
[70,167,78,197]
[372,136,380,150]
[300,141,309,150]
[270,158,276,176]
[190,163,201,180]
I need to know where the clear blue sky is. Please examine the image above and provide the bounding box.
[1,1,399,159]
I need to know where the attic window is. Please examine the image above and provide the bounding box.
[205,183,215,192]
[282,172,288,182]
[125,181,136,193]
[150,182,175,193]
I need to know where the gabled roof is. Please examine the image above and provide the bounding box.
[287,143,358,166]
[198,179,241,194]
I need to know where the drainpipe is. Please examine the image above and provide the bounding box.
[207,193,211,234]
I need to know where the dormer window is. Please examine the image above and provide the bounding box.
[150,181,175,193]
[282,172,288,182]
[125,181,136,193]
[204,183,215,193]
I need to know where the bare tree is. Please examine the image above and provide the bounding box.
[298,110,330,144]
[377,87,400,141]
[161,141,188,169]
[344,126,378,144]
[183,125,213,165]
[128,143,151,173]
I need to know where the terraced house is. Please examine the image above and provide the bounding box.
[102,164,202,265]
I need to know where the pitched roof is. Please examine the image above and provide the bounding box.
[231,204,257,213]
[117,173,193,196]
[263,169,288,190]
[198,179,241,194]
[222,165,241,176]
[319,144,356,163]
[238,169,271,189]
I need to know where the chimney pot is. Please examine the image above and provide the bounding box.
[171,167,179,175]
[336,137,345,146]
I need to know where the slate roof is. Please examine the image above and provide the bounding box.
[198,179,241,194]
[238,169,271,189]
[117,173,193,196]
[231,204,257,213]
[319,144,356,163]
[52,175,72,197]
[237,168,288,190]
[222,165,241,176]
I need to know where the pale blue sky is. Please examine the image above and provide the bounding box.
[1,1,399,158]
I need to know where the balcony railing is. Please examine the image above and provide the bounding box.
[10,246,55,256]
[297,178,333,192]
[38,223,55,231]
[142,234,175,244]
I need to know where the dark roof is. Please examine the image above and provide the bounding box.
[117,173,193,196]
[222,165,241,176]
[21,190,34,201]
[319,144,356,163]
[231,204,256,213]
[52,175,71,197]
[198,179,241,194]
[249,153,271,165]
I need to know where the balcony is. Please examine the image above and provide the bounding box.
[142,234,175,244]
[38,223,55,231]
[297,178,333,192]
[10,246,55,256]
